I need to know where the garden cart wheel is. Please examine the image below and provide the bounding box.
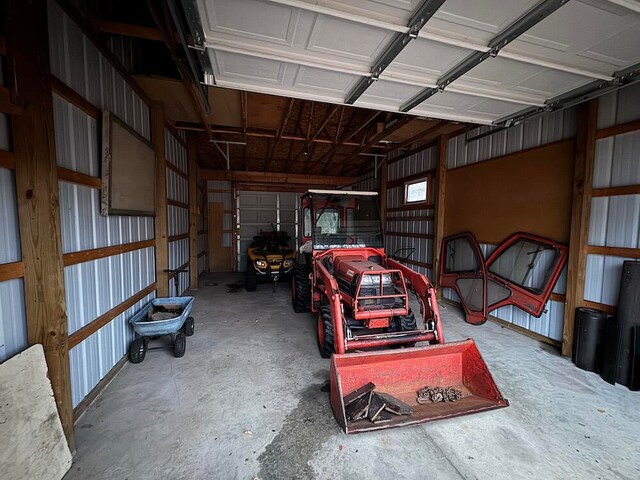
[173,332,186,358]
[184,317,195,337]
[129,337,147,364]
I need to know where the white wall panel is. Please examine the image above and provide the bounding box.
[48,0,155,406]
[447,107,577,169]
[0,280,28,363]
[587,83,640,308]
[0,168,21,264]
[64,247,155,335]
[69,290,155,407]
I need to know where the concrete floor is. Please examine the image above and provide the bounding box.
[66,273,640,480]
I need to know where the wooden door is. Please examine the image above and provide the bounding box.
[208,203,234,272]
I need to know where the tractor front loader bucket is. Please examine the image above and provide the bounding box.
[329,339,508,434]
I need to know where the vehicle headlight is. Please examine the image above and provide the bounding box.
[283,259,294,268]
[255,260,267,268]
[361,274,393,286]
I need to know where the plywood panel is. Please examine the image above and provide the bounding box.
[209,202,233,272]
[445,140,575,244]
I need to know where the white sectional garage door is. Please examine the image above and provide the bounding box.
[237,191,300,271]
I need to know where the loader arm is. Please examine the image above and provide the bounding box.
[387,257,445,344]
[315,259,347,354]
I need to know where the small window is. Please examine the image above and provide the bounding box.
[405,179,428,203]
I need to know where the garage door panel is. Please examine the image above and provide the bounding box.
[237,191,300,271]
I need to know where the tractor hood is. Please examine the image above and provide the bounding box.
[334,255,385,281]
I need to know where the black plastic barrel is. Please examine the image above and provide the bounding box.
[614,261,640,389]
[572,307,607,373]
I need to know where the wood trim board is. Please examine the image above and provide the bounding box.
[63,239,155,266]
[68,283,156,348]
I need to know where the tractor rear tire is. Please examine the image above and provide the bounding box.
[245,263,257,292]
[291,265,310,313]
[389,311,418,348]
[317,306,335,359]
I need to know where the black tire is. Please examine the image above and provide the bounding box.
[129,337,146,364]
[291,265,310,313]
[184,317,195,337]
[173,332,186,358]
[388,311,418,348]
[245,262,257,292]
[317,306,335,359]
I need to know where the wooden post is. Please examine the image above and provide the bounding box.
[188,135,199,289]
[562,99,598,357]
[433,134,448,295]
[7,0,74,449]
[379,157,388,230]
[152,101,169,296]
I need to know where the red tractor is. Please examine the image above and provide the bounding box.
[291,190,508,433]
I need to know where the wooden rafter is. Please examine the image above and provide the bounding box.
[265,98,295,171]
[338,116,414,175]
[241,91,248,170]
[176,122,364,147]
[318,111,380,174]
[94,19,164,41]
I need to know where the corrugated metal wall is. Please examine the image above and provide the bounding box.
[48,0,156,407]
[0,30,27,363]
[0,112,28,362]
[197,170,208,274]
[585,83,640,307]
[166,129,191,296]
[385,147,437,280]
[447,107,577,169]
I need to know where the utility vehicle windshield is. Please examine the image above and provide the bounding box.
[305,192,383,250]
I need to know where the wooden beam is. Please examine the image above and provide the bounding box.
[166,161,189,180]
[201,169,356,187]
[586,245,640,259]
[167,198,189,209]
[386,204,435,213]
[389,120,449,154]
[433,135,448,294]
[397,258,432,270]
[339,116,414,175]
[94,19,163,41]
[385,232,434,240]
[57,167,101,189]
[265,98,295,171]
[152,102,169,296]
[0,36,5,55]
[175,121,363,147]
[50,75,100,119]
[188,137,199,289]
[68,283,157,349]
[0,261,24,282]
[319,111,380,174]
[0,150,15,170]
[596,118,640,140]
[562,99,598,358]
[387,215,435,222]
[583,300,616,315]
[8,0,73,449]
[63,240,155,267]
[380,156,388,230]
[592,184,640,198]
[169,233,189,242]
[0,85,22,115]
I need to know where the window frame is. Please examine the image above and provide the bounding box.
[404,178,429,205]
